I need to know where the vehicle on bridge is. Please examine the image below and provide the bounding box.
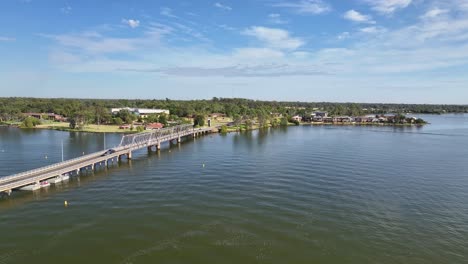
[101,149,116,157]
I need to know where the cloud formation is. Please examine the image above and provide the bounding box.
[214,2,232,11]
[0,36,16,42]
[344,10,375,24]
[364,0,412,14]
[243,26,304,50]
[122,19,140,28]
[274,0,331,15]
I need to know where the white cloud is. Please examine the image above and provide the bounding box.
[233,48,284,59]
[243,26,304,50]
[274,0,331,15]
[364,0,412,14]
[337,32,350,40]
[268,13,288,24]
[214,2,232,11]
[0,36,16,42]
[421,8,449,19]
[61,5,71,14]
[344,10,375,24]
[360,26,386,34]
[160,7,177,18]
[122,19,140,28]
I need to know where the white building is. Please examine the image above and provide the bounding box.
[111,108,170,118]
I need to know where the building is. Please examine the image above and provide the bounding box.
[291,115,302,122]
[145,123,164,130]
[23,112,66,122]
[314,111,328,117]
[111,108,170,118]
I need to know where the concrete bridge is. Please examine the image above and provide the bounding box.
[0,125,216,196]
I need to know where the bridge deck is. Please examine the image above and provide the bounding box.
[0,126,216,194]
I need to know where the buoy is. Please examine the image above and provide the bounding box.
[203,164,205,168]
[45,155,48,159]
[64,201,68,207]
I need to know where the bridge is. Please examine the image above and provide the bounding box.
[0,125,217,196]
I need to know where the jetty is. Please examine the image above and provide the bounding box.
[0,124,215,196]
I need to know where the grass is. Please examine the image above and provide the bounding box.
[35,122,136,133]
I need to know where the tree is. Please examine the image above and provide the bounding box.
[194,115,205,127]
[114,117,123,125]
[220,125,228,134]
[22,117,41,128]
[280,117,289,126]
[158,114,168,126]
[137,125,145,132]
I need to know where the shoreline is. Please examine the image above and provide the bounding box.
[1,120,427,134]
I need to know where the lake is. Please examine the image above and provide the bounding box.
[1,114,467,264]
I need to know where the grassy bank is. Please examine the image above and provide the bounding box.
[35,122,137,133]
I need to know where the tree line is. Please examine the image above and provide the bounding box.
[0,97,467,125]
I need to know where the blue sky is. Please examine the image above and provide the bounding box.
[1,0,468,104]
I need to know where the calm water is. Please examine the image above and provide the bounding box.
[1,115,467,264]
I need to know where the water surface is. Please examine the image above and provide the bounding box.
[1,114,467,264]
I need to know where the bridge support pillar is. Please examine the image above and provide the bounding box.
[156,142,161,151]
[147,146,152,152]
[177,137,181,143]
[5,189,12,196]
[91,164,94,170]
[127,151,132,159]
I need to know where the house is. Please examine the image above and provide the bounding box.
[119,124,131,129]
[111,108,170,118]
[145,123,164,130]
[291,115,302,122]
[23,112,65,122]
[314,111,328,117]
[209,113,226,119]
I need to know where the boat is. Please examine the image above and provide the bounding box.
[40,181,50,188]
[19,183,41,191]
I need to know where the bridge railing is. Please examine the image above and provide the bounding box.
[119,124,193,147]
[0,150,112,183]
[0,124,212,185]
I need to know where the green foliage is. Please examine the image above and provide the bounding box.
[130,124,134,131]
[194,115,205,127]
[280,117,289,126]
[114,117,123,125]
[158,114,168,126]
[22,117,41,128]
[220,125,228,134]
[136,125,145,132]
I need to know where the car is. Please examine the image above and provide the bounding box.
[101,149,116,156]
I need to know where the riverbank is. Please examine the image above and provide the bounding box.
[221,121,426,133]
[35,122,138,133]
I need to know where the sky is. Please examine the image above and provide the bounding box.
[1,0,468,104]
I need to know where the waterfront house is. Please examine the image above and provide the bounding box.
[145,122,164,130]
[291,115,302,122]
[23,112,66,122]
[314,111,328,117]
[111,108,170,118]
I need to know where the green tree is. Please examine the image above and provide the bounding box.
[158,114,168,126]
[280,117,289,126]
[136,125,145,132]
[194,115,205,127]
[220,125,228,134]
[22,117,41,128]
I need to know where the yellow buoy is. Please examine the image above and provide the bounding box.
[64,201,68,207]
